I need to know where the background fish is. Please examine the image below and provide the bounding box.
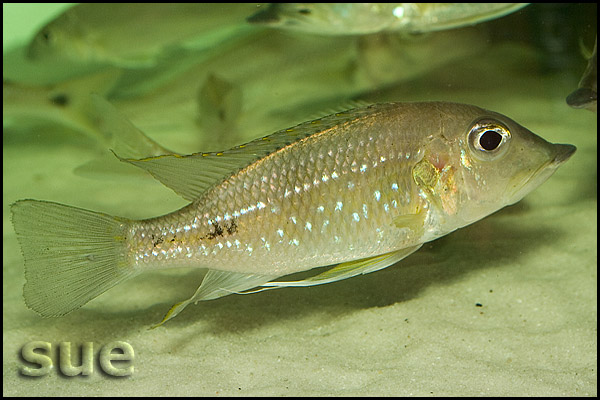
[566,36,597,112]
[248,3,529,35]
[6,27,488,154]
[11,102,575,326]
[3,74,173,159]
[27,3,263,67]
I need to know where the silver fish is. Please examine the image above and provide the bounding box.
[27,3,263,68]
[566,36,597,112]
[248,3,529,35]
[11,102,575,326]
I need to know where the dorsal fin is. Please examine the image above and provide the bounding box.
[118,104,378,201]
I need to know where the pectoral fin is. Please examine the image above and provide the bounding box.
[153,269,277,328]
[392,208,426,240]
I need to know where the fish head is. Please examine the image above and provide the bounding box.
[412,103,576,232]
[27,12,89,64]
[247,4,394,35]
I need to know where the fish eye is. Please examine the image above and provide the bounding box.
[50,93,69,107]
[41,29,52,43]
[467,119,511,160]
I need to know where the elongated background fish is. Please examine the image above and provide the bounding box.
[248,3,529,35]
[27,3,263,67]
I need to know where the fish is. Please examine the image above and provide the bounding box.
[11,101,575,326]
[11,27,488,154]
[247,3,529,35]
[566,36,597,112]
[3,73,173,159]
[27,3,263,68]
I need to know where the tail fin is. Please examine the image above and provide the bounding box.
[11,200,137,317]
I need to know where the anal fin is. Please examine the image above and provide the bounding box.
[154,245,423,327]
[153,270,277,328]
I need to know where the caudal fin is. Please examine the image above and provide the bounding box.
[11,200,137,317]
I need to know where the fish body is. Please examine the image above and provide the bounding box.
[248,3,529,35]
[27,3,262,67]
[567,36,597,112]
[11,102,575,325]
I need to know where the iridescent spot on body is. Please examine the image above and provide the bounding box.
[261,237,271,251]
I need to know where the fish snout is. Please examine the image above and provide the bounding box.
[551,144,577,166]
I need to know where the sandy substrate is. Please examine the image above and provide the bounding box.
[3,4,597,396]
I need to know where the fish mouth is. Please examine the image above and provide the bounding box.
[507,143,576,204]
[566,88,597,109]
[550,143,577,165]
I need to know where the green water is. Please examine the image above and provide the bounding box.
[3,3,596,396]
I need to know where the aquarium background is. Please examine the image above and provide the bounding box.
[3,3,596,396]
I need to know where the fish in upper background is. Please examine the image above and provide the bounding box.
[27,3,264,68]
[248,3,529,35]
[566,36,597,112]
[7,27,488,154]
[3,72,173,159]
[11,101,575,326]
